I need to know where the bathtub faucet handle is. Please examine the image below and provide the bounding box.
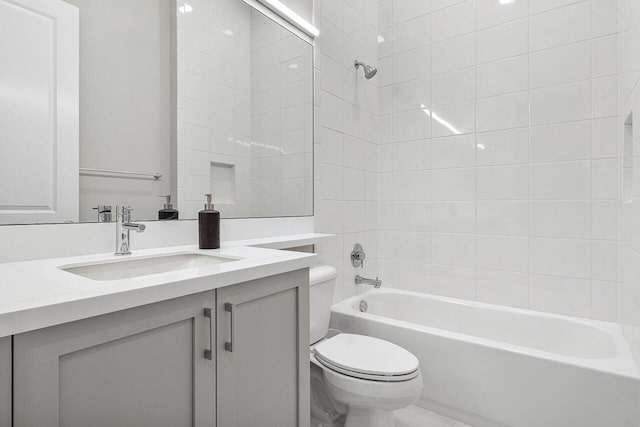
[351,243,366,268]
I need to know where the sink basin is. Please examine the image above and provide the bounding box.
[61,253,241,281]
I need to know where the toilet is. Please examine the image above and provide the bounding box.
[309,266,423,427]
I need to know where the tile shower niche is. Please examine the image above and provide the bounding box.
[210,162,236,206]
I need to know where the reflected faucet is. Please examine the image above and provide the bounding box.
[115,206,146,255]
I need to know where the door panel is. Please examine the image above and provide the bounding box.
[0,0,78,224]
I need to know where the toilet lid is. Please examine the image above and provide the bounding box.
[313,334,419,380]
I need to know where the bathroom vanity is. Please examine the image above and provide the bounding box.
[0,243,317,427]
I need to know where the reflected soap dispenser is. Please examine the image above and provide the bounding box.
[158,195,179,220]
[199,194,220,249]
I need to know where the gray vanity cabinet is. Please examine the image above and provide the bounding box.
[216,269,310,427]
[13,291,217,427]
[0,337,10,427]
[11,270,310,427]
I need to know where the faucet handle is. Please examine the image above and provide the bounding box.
[351,243,366,268]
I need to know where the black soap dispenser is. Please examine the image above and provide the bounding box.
[158,195,179,220]
[199,194,220,249]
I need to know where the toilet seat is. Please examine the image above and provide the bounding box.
[313,334,419,382]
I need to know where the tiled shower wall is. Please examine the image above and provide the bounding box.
[249,12,313,217]
[177,0,253,218]
[376,0,620,320]
[313,0,381,302]
[619,0,640,369]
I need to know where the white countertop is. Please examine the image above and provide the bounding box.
[0,237,323,338]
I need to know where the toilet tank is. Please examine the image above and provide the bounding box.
[309,265,338,345]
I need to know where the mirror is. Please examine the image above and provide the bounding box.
[0,0,313,225]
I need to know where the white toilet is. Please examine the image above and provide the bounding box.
[309,266,423,427]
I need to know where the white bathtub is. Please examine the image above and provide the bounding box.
[330,288,640,427]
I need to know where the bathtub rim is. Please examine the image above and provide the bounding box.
[331,288,640,381]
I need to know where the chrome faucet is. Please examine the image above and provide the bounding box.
[355,275,382,289]
[115,206,146,256]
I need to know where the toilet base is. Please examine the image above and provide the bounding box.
[344,407,394,427]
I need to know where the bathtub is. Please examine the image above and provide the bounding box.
[330,288,640,427]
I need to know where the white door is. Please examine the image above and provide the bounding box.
[0,0,78,224]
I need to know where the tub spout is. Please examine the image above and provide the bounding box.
[355,275,382,288]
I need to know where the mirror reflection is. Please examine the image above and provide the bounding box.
[0,0,313,225]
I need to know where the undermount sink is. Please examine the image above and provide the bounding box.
[61,253,241,281]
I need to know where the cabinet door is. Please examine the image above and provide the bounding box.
[0,337,10,427]
[216,269,310,427]
[13,291,216,427]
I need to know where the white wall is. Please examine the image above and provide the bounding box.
[619,0,640,371]
[375,0,620,321]
[67,0,173,222]
[0,216,313,263]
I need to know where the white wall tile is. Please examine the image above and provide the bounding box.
[591,158,619,200]
[591,76,618,118]
[477,55,528,98]
[431,201,476,233]
[530,238,591,279]
[530,201,591,238]
[476,0,528,29]
[430,101,477,137]
[432,68,476,106]
[477,92,529,132]
[477,19,528,63]
[530,161,591,200]
[375,0,623,323]
[432,33,476,73]
[529,41,591,89]
[392,0,431,25]
[432,134,477,169]
[432,0,476,43]
[477,165,529,200]
[476,128,529,166]
[591,240,619,282]
[429,264,477,298]
[529,2,591,52]
[592,0,618,37]
[393,14,432,53]
[476,235,529,272]
[476,201,529,236]
[431,168,476,200]
[530,81,591,125]
[529,121,591,163]
[432,233,476,266]
[591,35,618,78]
[530,274,592,317]
[476,269,529,308]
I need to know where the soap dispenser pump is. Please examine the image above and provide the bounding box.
[199,194,220,249]
[158,195,179,220]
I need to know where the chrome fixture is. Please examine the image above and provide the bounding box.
[93,205,113,223]
[115,206,146,255]
[355,275,382,289]
[79,167,162,180]
[359,300,368,312]
[351,243,366,268]
[354,59,378,79]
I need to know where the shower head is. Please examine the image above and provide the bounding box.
[354,60,378,79]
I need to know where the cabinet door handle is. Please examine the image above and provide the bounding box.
[224,303,234,352]
[204,308,213,360]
